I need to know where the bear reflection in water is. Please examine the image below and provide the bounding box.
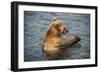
[42,17,81,60]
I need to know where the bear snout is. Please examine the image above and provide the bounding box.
[75,36,81,41]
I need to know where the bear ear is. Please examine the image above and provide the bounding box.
[52,17,57,21]
[52,17,61,26]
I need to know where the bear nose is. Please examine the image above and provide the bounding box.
[65,29,69,33]
[76,36,81,41]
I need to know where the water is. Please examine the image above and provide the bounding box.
[24,11,90,62]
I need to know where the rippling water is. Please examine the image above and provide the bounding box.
[24,11,90,62]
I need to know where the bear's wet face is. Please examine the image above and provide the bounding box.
[50,18,69,37]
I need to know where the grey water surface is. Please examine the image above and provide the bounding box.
[24,11,90,62]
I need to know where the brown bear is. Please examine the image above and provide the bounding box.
[42,17,80,60]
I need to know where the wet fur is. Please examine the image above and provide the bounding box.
[42,18,80,59]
